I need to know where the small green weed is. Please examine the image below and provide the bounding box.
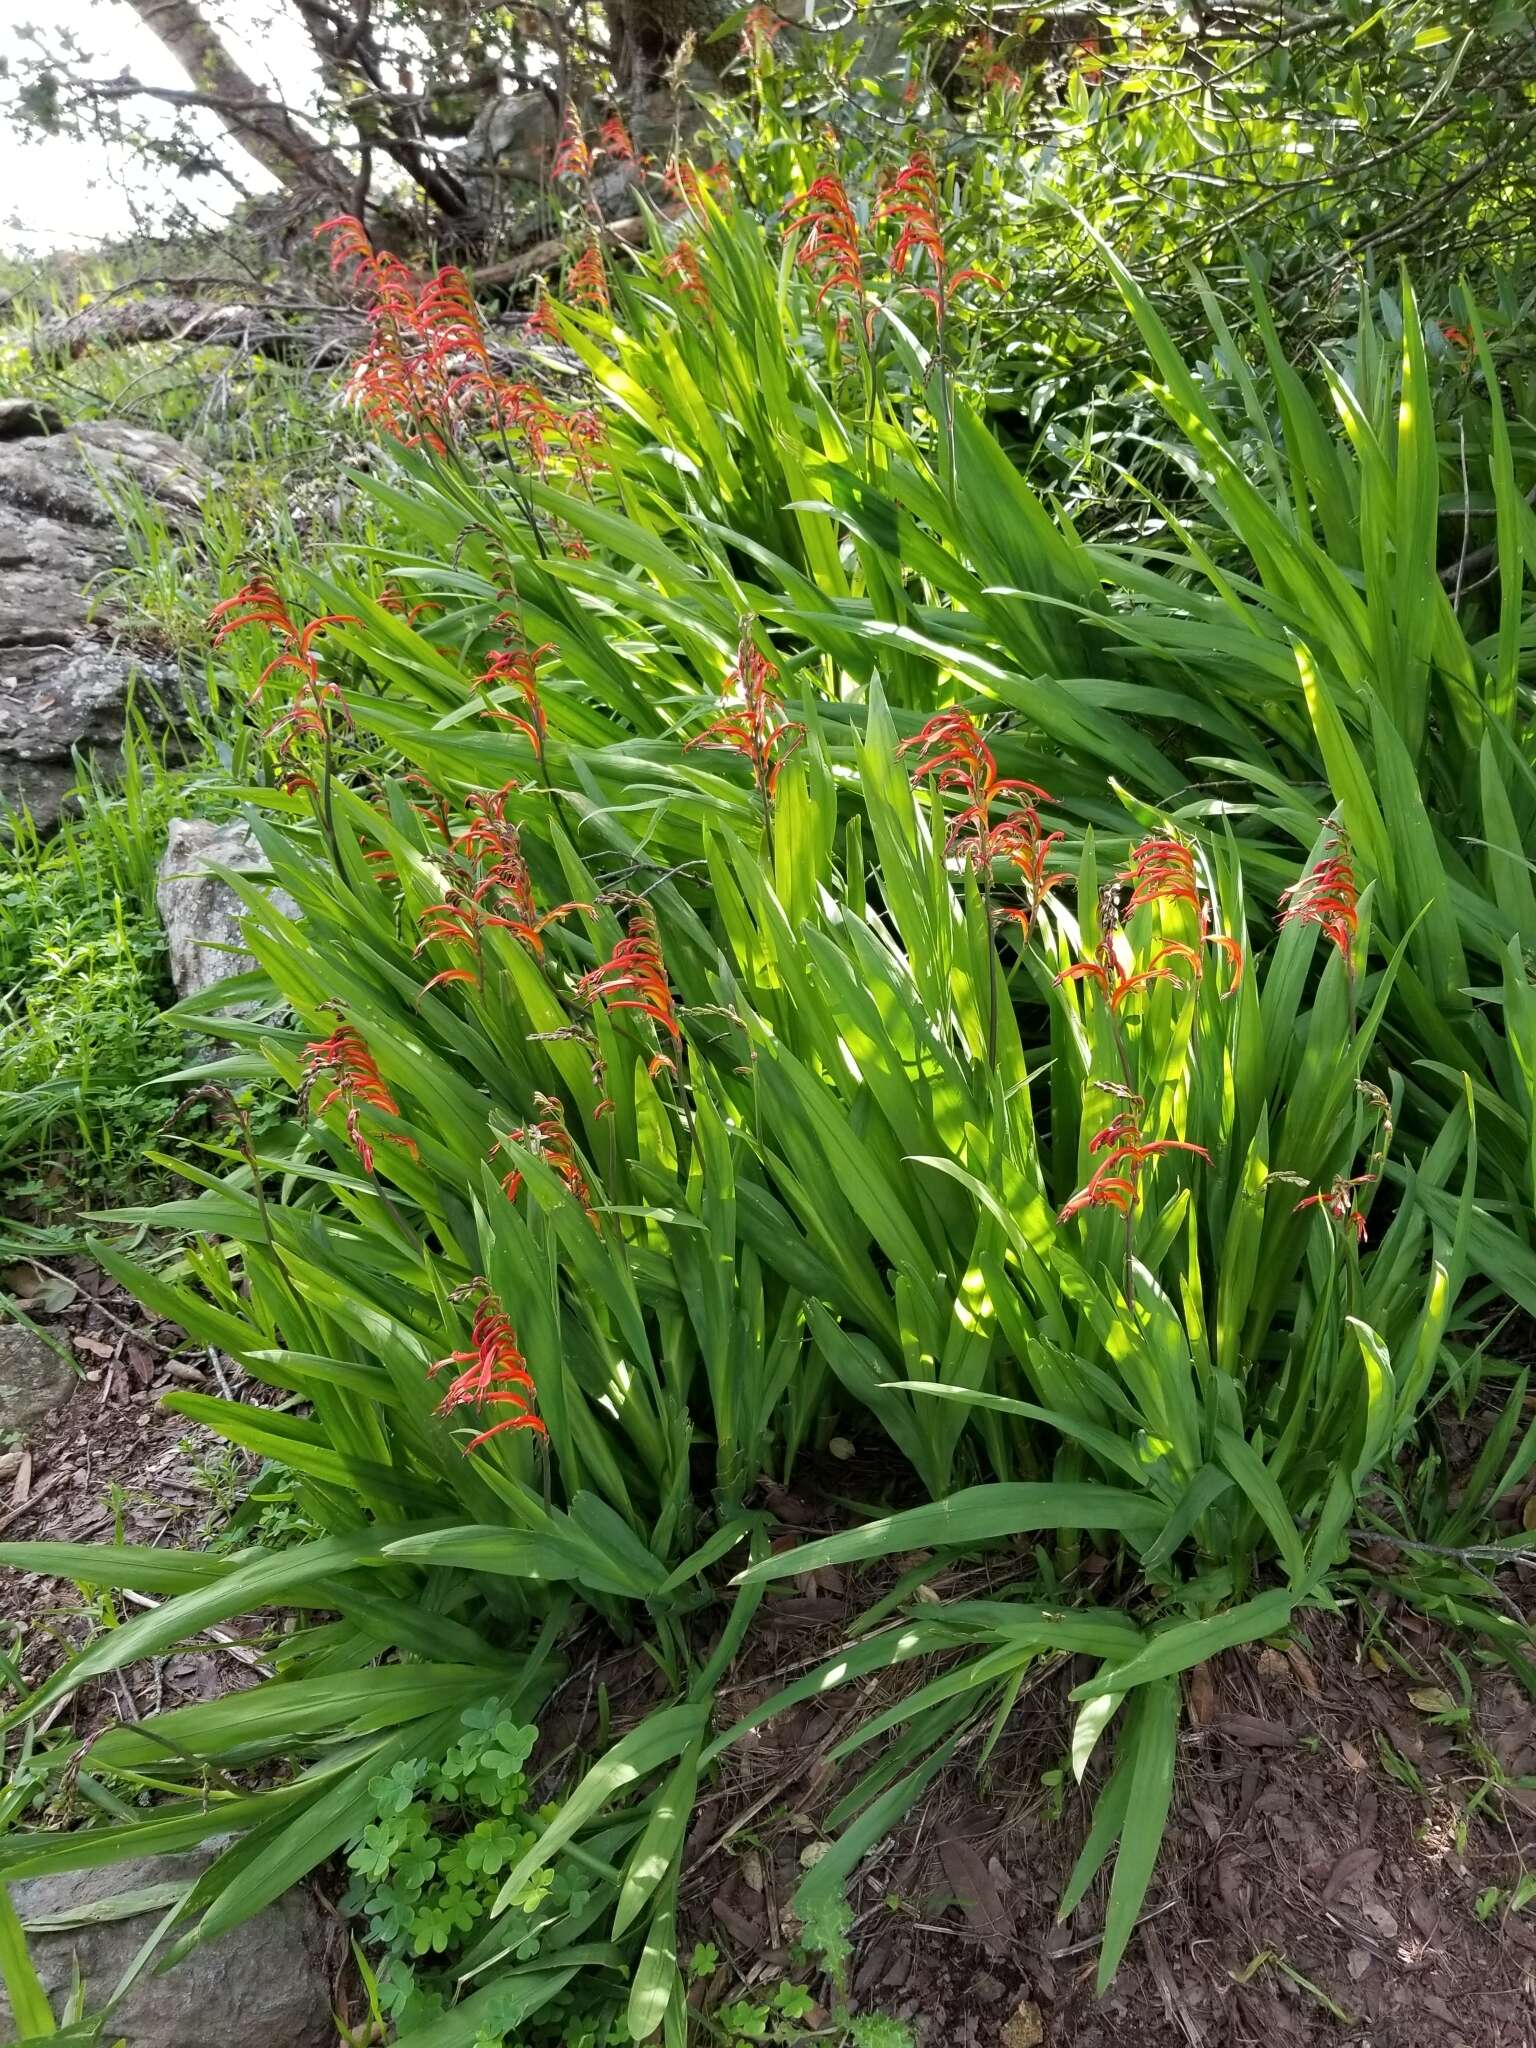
[0,725,232,1215]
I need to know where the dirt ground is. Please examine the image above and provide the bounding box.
[2,1261,1534,2046]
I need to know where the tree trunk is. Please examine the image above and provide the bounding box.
[125,0,353,198]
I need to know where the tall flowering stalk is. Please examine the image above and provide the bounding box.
[684,629,805,856]
[567,240,610,311]
[1058,1096,1210,1303]
[315,215,601,498]
[660,239,710,312]
[874,150,1000,492]
[1278,824,1359,972]
[454,784,588,954]
[577,908,682,1077]
[901,708,1062,1060]
[300,1021,416,1175]
[431,1286,546,1452]
[784,173,865,315]
[551,106,593,181]
[475,637,556,774]
[493,1094,599,1225]
[208,579,356,837]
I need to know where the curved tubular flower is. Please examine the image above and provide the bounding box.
[1122,836,1200,915]
[414,896,484,992]
[476,641,556,745]
[783,173,864,310]
[684,633,805,800]
[431,1287,546,1450]
[1294,1173,1376,1243]
[493,1095,599,1225]
[1278,825,1359,958]
[875,150,1001,314]
[552,106,593,180]
[1059,1108,1210,1223]
[661,239,710,310]
[598,112,637,163]
[301,1021,416,1173]
[567,241,610,312]
[900,710,1059,890]
[450,789,590,956]
[577,909,681,1041]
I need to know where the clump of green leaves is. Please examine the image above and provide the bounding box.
[0,729,234,1213]
[343,1702,586,2034]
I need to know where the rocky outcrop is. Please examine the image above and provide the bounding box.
[0,410,205,832]
[0,1327,75,1440]
[0,1841,335,2047]
[156,817,293,1004]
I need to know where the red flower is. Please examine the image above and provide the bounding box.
[1293,1174,1376,1243]
[663,156,731,211]
[899,710,1059,893]
[1278,826,1359,958]
[597,112,637,163]
[875,150,1000,315]
[1057,939,1196,1012]
[453,785,588,954]
[1121,836,1199,915]
[684,631,805,800]
[526,291,563,343]
[1059,1109,1209,1223]
[552,106,592,180]
[431,1286,546,1450]
[301,1021,417,1173]
[661,239,710,310]
[741,4,784,52]
[1115,834,1245,998]
[567,240,610,312]
[577,908,681,1042]
[414,895,484,992]
[783,173,864,310]
[476,640,555,745]
[493,1095,598,1224]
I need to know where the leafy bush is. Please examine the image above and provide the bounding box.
[0,183,1530,2043]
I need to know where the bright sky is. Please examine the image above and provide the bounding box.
[0,1,321,255]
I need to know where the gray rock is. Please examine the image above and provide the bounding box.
[0,416,203,833]
[0,420,204,530]
[0,1843,334,2047]
[156,818,292,1003]
[0,1327,76,1440]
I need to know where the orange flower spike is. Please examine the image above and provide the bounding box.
[476,641,556,744]
[684,632,805,798]
[1121,836,1200,915]
[493,1097,599,1225]
[1059,1107,1209,1224]
[552,106,592,180]
[301,1021,416,1173]
[661,240,710,311]
[783,173,864,308]
[1278,826,1359,959]
[597,112,638,163]
[1204,931,1244,996]
[741,4,785,52]
[431,1286,546,1450]
[577,909,682,1040]
[567,241,610,311]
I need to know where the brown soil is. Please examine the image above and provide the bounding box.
[0,1252,269,1714]
[671,1567,1536,2048]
